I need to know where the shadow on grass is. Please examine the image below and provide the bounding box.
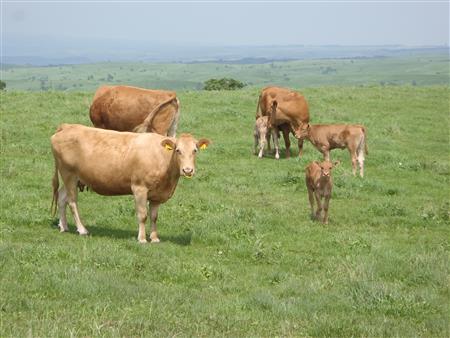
[50,219,192,246]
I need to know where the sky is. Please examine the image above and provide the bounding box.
[1,1,449,61]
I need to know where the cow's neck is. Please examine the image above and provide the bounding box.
[167,153,181,183]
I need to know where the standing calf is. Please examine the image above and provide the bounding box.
[305,160,339,224]
[253,115,299,160]
[297,124,368,177]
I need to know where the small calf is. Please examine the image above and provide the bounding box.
[254,116,272,158]
[297,124,368,177]
[254,115,300,160]
[305,160,339,224]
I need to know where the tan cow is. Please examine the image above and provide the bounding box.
[298,124,368,177]
[51,124,210,243]
[89,85,180,136]
[256,86,310,159]
[305,160,339,224]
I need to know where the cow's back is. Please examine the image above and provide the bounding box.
[259,86,309,124]
[89,85,178,133]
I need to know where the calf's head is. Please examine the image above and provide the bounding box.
[293,123,310,140]
[315,160,340,178]
[161,134,210,178]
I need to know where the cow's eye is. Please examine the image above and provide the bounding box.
[193,148,198,153]
[176,149,181,154]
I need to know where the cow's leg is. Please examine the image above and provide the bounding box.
[323,149,331,162]
[297,138,304,158]
[149,203,160,243]
[307,187,315,219]
[271,128,280,160]
[281,126,291,158]
[133,187,148,243]
[57,186,69,232]
[254,134,259,156]
[314,191,323,220]
[266,132,271,151]
[63,175,89,235]
[323,195,331,224]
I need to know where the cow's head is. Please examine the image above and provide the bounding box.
[315,160,340,178]
[254,116,270,158]
[293,123,310,139]
[161,134,210,178]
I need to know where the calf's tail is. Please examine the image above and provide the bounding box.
[51,158,59,217]
[362,126,368,155]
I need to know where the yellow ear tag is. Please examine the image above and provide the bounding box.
[165,144,173,151]
[200,144,207,150]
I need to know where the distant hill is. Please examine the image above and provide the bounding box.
[2,36,448,66]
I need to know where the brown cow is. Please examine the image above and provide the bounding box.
[89,85,180,136]
[256,86,310,159]
[51,124,210,243]
[305,160,339,224]
[298,124,368,177]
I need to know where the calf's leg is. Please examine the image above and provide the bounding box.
[322,195,331,224]
[150,203,161,243]
[307,187,315,219]
[314,191,323,220]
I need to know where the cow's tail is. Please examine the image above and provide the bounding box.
[255,94,263,119]
[268,99,278,128]
[51,157,59,217]
[133,96,178,133]
[167,97,180,137]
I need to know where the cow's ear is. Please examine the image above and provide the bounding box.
[161,139,175,151]
[313,160,321,167]
[197,138,210,150]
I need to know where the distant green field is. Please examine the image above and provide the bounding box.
[1,54,449,92]
[1,84,449,336]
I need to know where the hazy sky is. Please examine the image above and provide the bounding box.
[2,1,449,47]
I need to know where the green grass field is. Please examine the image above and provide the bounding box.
[2,53,449,92]
[1,84,449,336]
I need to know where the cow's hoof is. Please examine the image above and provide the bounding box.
[138,238,148,244]
[78,229,89,236]
[150,238,160,244]
[275,154,280,160]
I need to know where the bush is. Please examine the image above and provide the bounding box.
[203,78,245,91]
[0,80,6,90]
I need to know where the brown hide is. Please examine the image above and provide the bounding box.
[89,85,180,135]
[256,86,310,135]
[51,124,210,243]
[255,86,310,158]
[305,124,368,177]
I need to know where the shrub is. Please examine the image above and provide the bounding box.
[203,78,245,91]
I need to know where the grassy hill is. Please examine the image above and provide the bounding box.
[2,53,449,92]
[1,85,449,336]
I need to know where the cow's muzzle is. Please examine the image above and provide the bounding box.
[182,167,194,178]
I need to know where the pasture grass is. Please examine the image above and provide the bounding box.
[2,53,449,92]
[1,85,449,337]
